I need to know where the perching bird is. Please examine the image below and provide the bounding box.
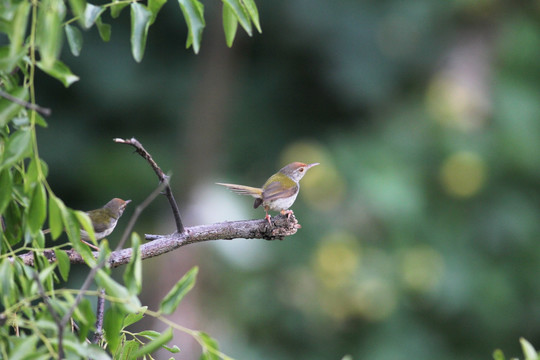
[217,162,319,223]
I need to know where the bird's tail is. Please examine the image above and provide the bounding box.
[216,183,263,198]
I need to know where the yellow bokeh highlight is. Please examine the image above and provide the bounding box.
[400,246,445,293]
[440,151,486,198]
[312,232,361,289]
[280,140,345,211]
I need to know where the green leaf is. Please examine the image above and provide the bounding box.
[177,0,205,54]
[36,0,66,68]
[61,207,96,266]
[122,306,147,328]
[9,1,30,58]
[104,306,124,354]
[96,17,111,42]
[54,249,70,281]
[222,0,251,36]
[124,233,142,294]
[0,86,28,127]
[0,169,12,215]
[110,0,129,18]
[520,338,538,360]
[48,195,64,239]
[83,3,104,29]
[37,60,79,87]
[67,0,87,27]
[28,182,47,235]
[493,349,505,360]
[148,0,167,24]
[73,298,96,341]
[9,335,38,360]
[198,332,220,360]
[132,327,173,358]
[222,3,238,48]
[96,269,141,313]
[65,24,83,56]
[0,45,27,73]
[120,340,140,360]
[75,210,96,243]
[159,266,198,315]
[1,128,32,171]
[240,0,261,33]
[130,3,152,63]
[163,344,181,353]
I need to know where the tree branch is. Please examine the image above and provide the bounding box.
[0,89,52,116]
[18,215,300,267]
[113,137,185,233]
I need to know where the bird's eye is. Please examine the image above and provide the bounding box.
[299,168,304,172]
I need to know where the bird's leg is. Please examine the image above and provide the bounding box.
[280,209,294,219]
[264,206,272,225]
[81,239,100,251]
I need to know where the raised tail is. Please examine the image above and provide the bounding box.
[216,183,263,199]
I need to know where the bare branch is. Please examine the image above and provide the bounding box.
[18,214,300,267]
[92,289,106,344]
[113,137,185,233]
[0,89,52,116]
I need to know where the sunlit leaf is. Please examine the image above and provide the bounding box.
[159,266,198,315]
[65,24,83,56]
[148,0,167,24]
[222,0,251,36]
[520,338,538,360]
[240,0,261,33]
[222,3,237,48]
[75,210,96,244]
[199,332,220,360]
[130,3,152,62]
[37,60,79,87]
[0,86,28,127]
[132,327,173,358]
[177,0,205,54]
[83,3,104,29]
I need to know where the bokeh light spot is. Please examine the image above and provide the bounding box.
[400,246,445,293]
[351,278,398,321]
[312,232,361,289]
[440,151,486,198]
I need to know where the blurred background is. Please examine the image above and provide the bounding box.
[36,0,540,359]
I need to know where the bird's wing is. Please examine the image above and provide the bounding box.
[216,183,263,198]
[262,181,298,202]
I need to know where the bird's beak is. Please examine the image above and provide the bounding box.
[306,163,320,170]
[124,200,132,207]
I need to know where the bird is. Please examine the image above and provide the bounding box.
[217,162,319,223]
[44,198,131,249]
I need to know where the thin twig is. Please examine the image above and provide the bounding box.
[18,214,300,267]
[0,89,52,116]
[92,288,106,344]
[113,137,185,233]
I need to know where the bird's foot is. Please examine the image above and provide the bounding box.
[280,210,294,219]
[265,213,272,225]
